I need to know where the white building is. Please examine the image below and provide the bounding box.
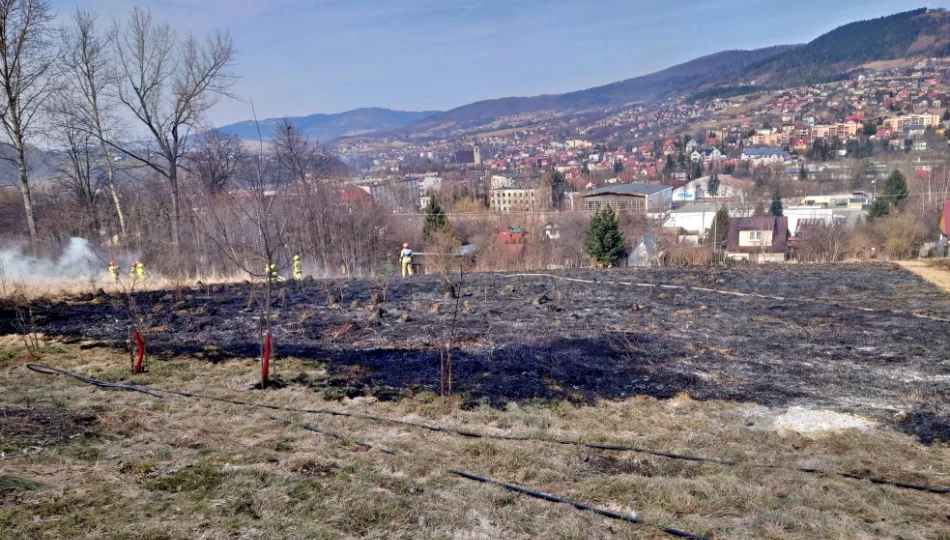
[672,175,753,203]
[663,202,752,244]
[783,206,834,236]
[491,175,513,189]
[740,147,792,165]
[491,188,545,213]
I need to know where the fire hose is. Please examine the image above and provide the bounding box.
[25,364,950,496]
[269,416,707,539]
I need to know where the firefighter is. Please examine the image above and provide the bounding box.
[265,262,278,283]
[108,261,120,284]
[292,255,303,280]
[135,261,145,280]
[130,261,139,282]
[400,242,414,278]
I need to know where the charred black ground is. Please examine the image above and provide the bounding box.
[3,263,949,442]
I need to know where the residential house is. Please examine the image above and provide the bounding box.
[726,216,788,263]
[740,147,792,165]
[663,202,753,243]
[690,148,724,163]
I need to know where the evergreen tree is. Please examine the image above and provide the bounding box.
[867,197,890,220]
[882,170,909,208]
[422,197,451,244]
[613,160,624,174]
[798,163,808,181]
[769,191,784,217]
[709,206,729,250]
[546,170,567,210]
[689,161,702,180]
[584,205,628,268]
[662,155,675,177]
[707,170,720,196]
[862,121,878,137]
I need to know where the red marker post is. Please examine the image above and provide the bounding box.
[133,329,145,373]
[261,332,271,388]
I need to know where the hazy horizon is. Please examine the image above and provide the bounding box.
[51,0,950,126]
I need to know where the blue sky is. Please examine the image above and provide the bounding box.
[52,0,945,126]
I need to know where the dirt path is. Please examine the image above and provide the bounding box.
[896,261,950,294]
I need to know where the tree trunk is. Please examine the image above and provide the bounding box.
[102,144,127,239]
[14,139,37,243]
[168,156,181,252]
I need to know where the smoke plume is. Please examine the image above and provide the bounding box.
[0,237,106,285]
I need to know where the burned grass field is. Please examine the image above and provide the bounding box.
[2,263,950,538]
[7,262,950,442]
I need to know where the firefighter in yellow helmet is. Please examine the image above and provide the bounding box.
[129,261,145,282]
[265,262,278,283]
[108,261,120,284]
[400,242,414,278]
[293,255,303,280]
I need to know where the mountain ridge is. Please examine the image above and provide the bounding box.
[219,8,950,142]
[400,45,799,136]
[217,107,441,142]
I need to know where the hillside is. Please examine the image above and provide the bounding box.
[0,144,56,187]
[218,108,440,142]
[741,8,950,86]
[404,46,797,135]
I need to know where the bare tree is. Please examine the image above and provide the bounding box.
[52,124,103,237]
[111,7,234,251]
[59,9,127,239]
[194,115,294,388]
[192,129,242,196]
[0,0,57,243]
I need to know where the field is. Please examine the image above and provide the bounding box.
[1,263,949,538]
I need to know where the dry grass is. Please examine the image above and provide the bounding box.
[0,342,949,539]
[0,272,252,301]
[896,260,950,294]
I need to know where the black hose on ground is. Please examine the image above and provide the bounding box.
[269,415,397,455]
[269,415,709,540]
[26,364,950,495]
[450,470,708,540]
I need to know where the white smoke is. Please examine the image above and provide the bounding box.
[0,237,105,285]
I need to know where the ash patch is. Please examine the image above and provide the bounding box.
[6,264,950,443]
[0,408,98,453]
[315,334,709,407]
[895,410,950,444]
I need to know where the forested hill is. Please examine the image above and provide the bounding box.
[741,8,950,86]
[402,46,796,135]
[218,108,440,142]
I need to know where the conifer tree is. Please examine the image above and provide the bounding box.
[585,205,628,268]
[769,192,784,217]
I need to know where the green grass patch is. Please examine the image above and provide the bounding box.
[144,464,226,498]
[0,346,21,368]
[0,474,45,495]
